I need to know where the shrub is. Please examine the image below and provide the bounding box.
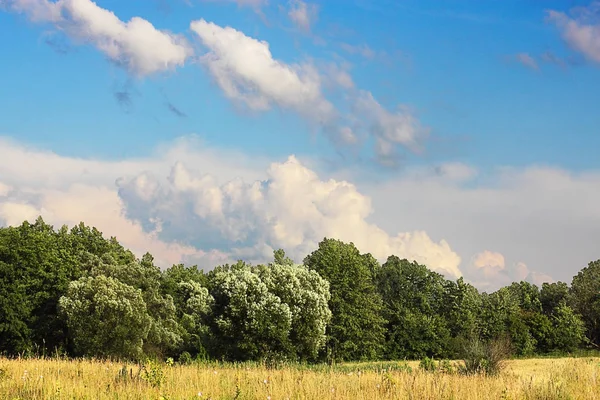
[460,336,512,376]
[178,351,192,365]
[438,359,456,374]
[419,357,437,372]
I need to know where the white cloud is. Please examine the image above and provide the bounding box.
[1,136,597,289]
[3,0,192,76]
[118,154,463,278]
[366,164,600,290]
[190,19,335,123]
[0,182,11,197]
[466,251,553,291]
[0,135,462,277]
[288,0,318,32]
[514,52,539,70]
[354,90,430,165]
[189,19,426,165]
[0,136,265,268]
[547,4,600,64]
[473,250,505,270]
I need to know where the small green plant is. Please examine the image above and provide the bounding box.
[419,357,437,372]
[396,361,413,373]
[438,359,456,374]
[140,359,164,388]
[165,357,174,367]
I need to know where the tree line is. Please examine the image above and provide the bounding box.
[0,217,598,363]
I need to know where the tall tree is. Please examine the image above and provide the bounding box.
[303,238,386,362]
[570,260,600,346]
[58,275,152,360]
[377,256,453,359]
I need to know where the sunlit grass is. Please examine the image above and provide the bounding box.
[0,356,598,399]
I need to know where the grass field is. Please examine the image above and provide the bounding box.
[1,356,599,399]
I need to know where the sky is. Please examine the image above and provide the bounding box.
[0,0,599,291]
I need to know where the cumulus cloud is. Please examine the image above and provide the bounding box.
[547,3,600,64]
[466,251,553,291]
[1,136,598,289]
[288,0,318,32]
[3,0,192,76]
[117,155,462,278]
[366,163,600,290]
[0,136,264,268]
[0,136,461,277]
[190,19,335,123]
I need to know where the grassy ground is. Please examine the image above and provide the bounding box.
[0,356,599,399]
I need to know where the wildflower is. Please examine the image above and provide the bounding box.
[330,387,335,393]
[197,392,203,397]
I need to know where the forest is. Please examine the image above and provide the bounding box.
[0,216,598,364]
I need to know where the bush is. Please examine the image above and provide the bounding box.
[178,351,192,365]
[460,336,512,376]
[419,357,437,372]
[438,359,456,374]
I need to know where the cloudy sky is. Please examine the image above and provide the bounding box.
[1,0,599,291]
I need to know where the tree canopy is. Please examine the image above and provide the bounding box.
[0,217,594,362]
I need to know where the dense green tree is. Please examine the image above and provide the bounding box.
[176,280,214,359]
[377,256,453,359]
[85,252,183,357]
[443,278,481,341]
[58,275,152,359]
[303,238,386,362]
[551,304,586,352]
[570,260,600,346]
[540,282,570,315]
[0,218,80,354]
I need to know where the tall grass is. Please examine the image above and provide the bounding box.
[0,356,598,399]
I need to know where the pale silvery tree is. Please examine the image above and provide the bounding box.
[58,275,152,360]
[255,262,332,360]
[208,263,293,360]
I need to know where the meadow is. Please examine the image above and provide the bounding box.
[1,356,599,400]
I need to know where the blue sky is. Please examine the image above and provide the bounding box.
[1,0,599,290]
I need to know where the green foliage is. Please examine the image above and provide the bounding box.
[570,260,600,346]
[551,304,586,352]
[140,358,165,388]
[255,257,332,360]
[178,351,192,365]
[540,282,570,315]
[206,259,331,362]
[58,275,152,360]
[419,357,437,372]
[304,239,386,362]
[377,256,457,359]
[0,216,597,364]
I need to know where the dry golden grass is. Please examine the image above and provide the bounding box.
[0,356,599,399]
